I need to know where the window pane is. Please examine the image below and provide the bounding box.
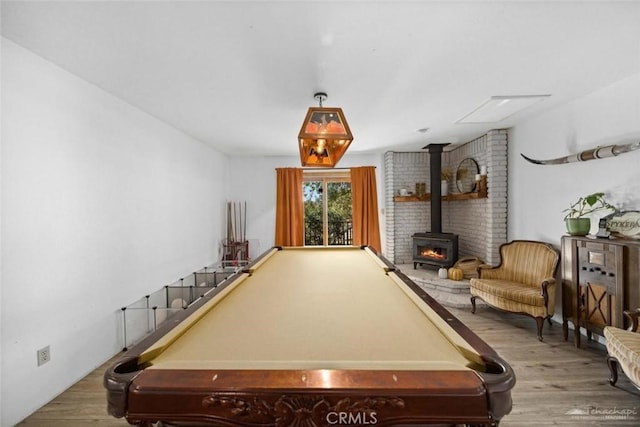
[327,182,352,246]
[303,181,323,245]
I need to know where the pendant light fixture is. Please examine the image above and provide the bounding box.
[298,92,353,167]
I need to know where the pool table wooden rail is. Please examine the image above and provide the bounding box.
[104,246,515,426]
[106,365,513,426]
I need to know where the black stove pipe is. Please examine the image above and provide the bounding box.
[423,143,449,234]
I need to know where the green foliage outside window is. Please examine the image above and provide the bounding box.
[304,181,352,245]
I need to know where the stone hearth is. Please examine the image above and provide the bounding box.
[396,264,480,309]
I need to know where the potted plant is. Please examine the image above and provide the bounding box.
[563,192,615,236]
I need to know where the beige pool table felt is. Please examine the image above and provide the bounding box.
[141,247,483,371]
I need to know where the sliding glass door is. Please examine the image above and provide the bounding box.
[303,171,352,246]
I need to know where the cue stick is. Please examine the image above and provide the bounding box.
[235,201,238,242]
[229,201,232,243]
[234,201,239,242]
[231,201,236,242]
[229,201,233,243]
[238,201,241,242]
[243,201,247,243]
[239,201,243,242]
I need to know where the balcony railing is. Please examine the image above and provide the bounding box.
[305,219,352,246]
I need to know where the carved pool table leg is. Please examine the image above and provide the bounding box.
[607,356,619,386]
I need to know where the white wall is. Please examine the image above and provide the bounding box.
[508,73,640,323]
[509,72,640,244]
[1,39,228,426]
[0,15,4,426]
[226,152,385,256]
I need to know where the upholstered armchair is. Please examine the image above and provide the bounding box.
[605,309,640,390]
[470,240,560,341]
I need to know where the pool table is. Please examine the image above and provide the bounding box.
[105,246,515,426]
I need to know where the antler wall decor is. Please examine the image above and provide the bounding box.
[521,140,640,165]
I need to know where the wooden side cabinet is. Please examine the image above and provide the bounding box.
[561,235,640,347]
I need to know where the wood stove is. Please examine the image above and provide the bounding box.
[412,144,459,269]
[412,232,459,269]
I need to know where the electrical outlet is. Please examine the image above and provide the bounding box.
[37,345,51,366]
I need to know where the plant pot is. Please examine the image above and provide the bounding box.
[565,218,591,236]
[441,180,448,196]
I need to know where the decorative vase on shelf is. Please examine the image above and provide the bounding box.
[441,180,448,196]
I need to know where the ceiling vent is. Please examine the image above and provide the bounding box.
[457,95,550,124]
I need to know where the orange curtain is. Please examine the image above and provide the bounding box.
[350,166,381,252]
[274,168,304,246]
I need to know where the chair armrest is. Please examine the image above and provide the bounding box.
[539,277,556,308]
[538,277,556,290]
[624,308,640,332]
[476,265,502,279]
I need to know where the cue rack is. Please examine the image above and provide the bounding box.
[223,201,249,267]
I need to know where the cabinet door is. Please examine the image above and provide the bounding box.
[582,282,615,332]
[577,242,624,332]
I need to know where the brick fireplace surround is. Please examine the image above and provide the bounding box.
[384,129,508,267]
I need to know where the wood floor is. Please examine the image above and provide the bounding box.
[18,306,640,426]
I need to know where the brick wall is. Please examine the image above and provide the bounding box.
[384,130,508,265]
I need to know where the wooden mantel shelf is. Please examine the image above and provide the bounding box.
[393,175,487,202]
[394,176,488,202]
[394,190,487,202]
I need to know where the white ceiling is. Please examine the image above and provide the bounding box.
[2,1,640,157]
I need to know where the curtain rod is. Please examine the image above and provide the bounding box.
[302,166,376,170]
[304,167,350,171]
[275,167,377,171]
